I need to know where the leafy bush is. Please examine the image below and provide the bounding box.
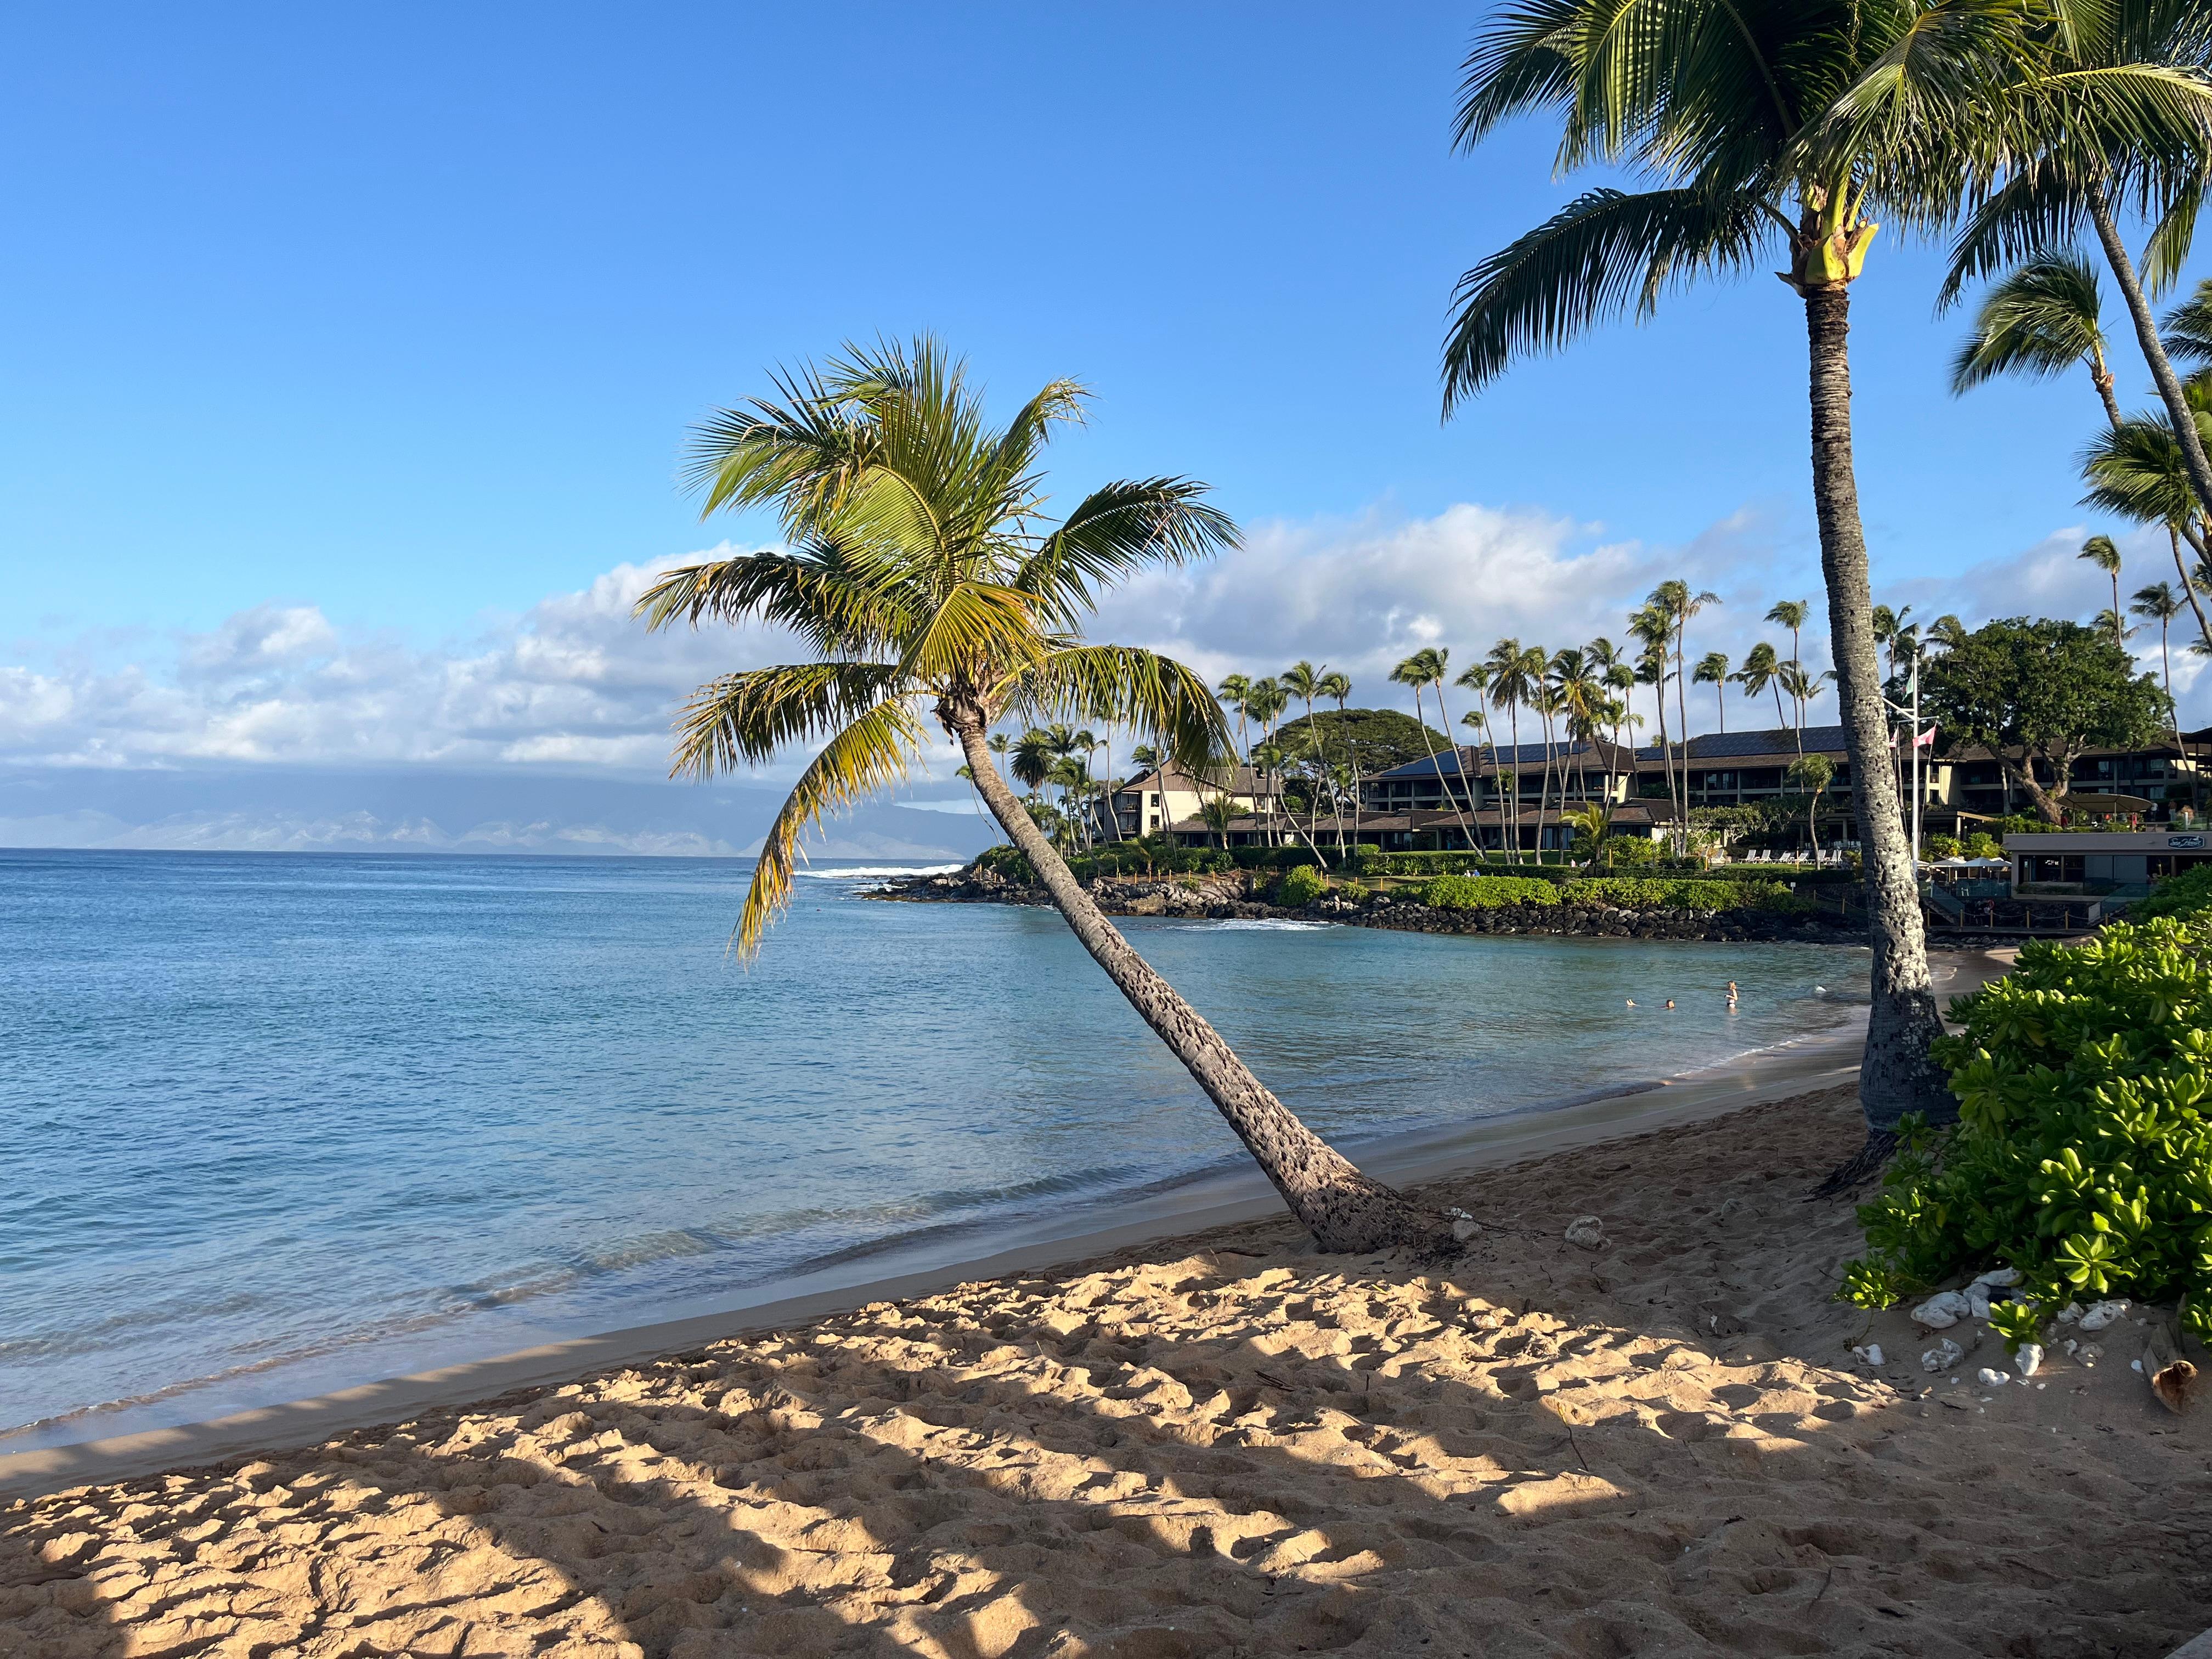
[977,845,1036,883]
[1925,833,1963,859]
[1592,835,1666,868]
[1839,916,2212,1342]
[1276,864,1328,906]
[1963,832,2004,860]
[1230,846,1323,870]
[2130,862,2212,921]
[1420,874,1560,910]
[1561,876,1803,913]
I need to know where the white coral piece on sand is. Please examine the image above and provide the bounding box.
[1977,1367,2010,1386]
[1911,1291,1971,1329]
[2016,1344,2043,1379]
[1451,1216,1481,1243]
[2078,1300,2131,1332]
[2056,1301,2085,1325]
[1564,1216,1607,1250]
[1852,1344,1885,1366]
[1923,1339,1964,1373]
[1973,1266,2020,1288]
[1965,1283,1994,1321]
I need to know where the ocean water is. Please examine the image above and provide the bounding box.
[0,848,1867,1444]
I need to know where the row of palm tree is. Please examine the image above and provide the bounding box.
[1441,0,2212,1166]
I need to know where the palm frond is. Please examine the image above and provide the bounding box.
[893,580,1046,686]
[1455,0,1588,150]
[2163,275,2212,360]
[2080,411,2206,525]
[998,645,1231,771]
[2142,168,2207,296]
[1940,163,2089,308]
[1949,250,2106,389]
[632,540,918,657]
[737,698,924,958]
[665,662,906,775]
[1013,478,1239,624]
[1442,184,1769,410]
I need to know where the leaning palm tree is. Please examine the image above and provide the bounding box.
[1950,252,2126,425]
[2080,534,2126,635]
[1654,582,1720,815]
[640,338,1432,1251]
[1215,674,1253,763]
[1694,651,1731,733]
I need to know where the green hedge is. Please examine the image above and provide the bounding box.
[1841,916,2212,1344]
[1419,874,1561,910]
[1353,850,1579,876]
[2129,862,2212,921]
[1276,864,1328,906]
[1560,876,1805,913]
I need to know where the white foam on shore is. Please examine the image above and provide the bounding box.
[1188,918,1336,932]
[796,865,964,879]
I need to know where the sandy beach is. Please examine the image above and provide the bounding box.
[7,1020,2210,1656]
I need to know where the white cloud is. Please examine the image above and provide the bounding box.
[5,505,2200,792]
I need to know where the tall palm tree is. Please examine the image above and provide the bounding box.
[1444,0,2212,1147]
[1281,661,1328,849]
[1421,648,1483,832]
[641,337,1431,1251]
[1011,730,1054,800]
[1318,669,1355,853]
[1627,606,1678,837]
[2133,579,2186,738]
[1454,661,1497,847]
[1215,674,1252,762]
[1764,600,1812,751]
[1486,639,1539,861]
[1654,581,1720,815]
[1685,652,1722,737]
[1391,650,1472,848]
[1950,252,2126,425]
[2081,404,2212,646]
[1244,679,1289,845]
[1734,642,1790,735]
[1940,0,2212,532]
[2080,534,2126,635]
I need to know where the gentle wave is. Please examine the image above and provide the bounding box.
[795,864,964,879]
[1186,918,1336,932]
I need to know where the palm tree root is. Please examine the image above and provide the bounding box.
[1810,1128,1898,1199]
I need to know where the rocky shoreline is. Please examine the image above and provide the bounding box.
[873,861,1871,946]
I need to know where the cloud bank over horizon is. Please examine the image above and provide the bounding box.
[3,501,2198,853]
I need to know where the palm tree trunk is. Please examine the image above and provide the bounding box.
[1506,704,1522,861]
[947,710,1436,1252]
[1429,679,1480,844]
[1803,283,1953,1152]
[2166,526,2212,653]
[2088,179,2212,528]
[1408,685,1472,851]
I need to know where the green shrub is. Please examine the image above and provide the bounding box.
[1838,916,2212,1342]
[1925,833,1962,859]
[1276,864,1328,906]
[1231,846,1323,870]
[2131,862,2212,921]
[1560,876,1804,913]
[1592,835,1665,868]
[1963,831,2004,860]
[1420,874,1560,910]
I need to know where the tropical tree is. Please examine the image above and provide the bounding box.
[1281,661,1329,848]
[1939,0,2212,533]
[1654,580,1720,794]
[1627,607,1678,834]
[2080,533,2126,635]
[1216,674,1252,761]
[641,337,1432,1250]
[1950,252,2126,425]
[1011,729,1054,800]
[1318,670,1356,848]
[1788,753,1835,856]
[1454,661,1498,839]
[2081,397,2212,646]
[1694,650,1731,732]
[1486,639,1542,860]
[2132,579,2186,735]
[1391,649,1472,848]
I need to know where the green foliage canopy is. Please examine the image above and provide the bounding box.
[1921,618,2170,820]
[1842,916,2212,1342]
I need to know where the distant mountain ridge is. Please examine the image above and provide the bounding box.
[0,768,996,861]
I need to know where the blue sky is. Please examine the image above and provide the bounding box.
[1,3,2199,847]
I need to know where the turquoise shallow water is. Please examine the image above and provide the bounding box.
[0,848,1866,1442]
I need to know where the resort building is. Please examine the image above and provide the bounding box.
[2004,827,2212,891]
[1092,763,1282,842]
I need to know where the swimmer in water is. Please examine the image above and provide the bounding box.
[1726,980,1739,1009]
[1664,999,1675,1009]
[1624,999,1636,1008]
